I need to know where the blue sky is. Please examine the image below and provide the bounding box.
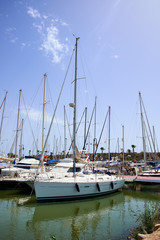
[0,0,160,156]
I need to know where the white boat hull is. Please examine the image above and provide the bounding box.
[34,176,124,202]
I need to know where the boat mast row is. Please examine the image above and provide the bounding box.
[73,37,80,174]
[0,91,8,142]
[15,89,22,163]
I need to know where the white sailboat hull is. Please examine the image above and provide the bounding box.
[34,175,124,202]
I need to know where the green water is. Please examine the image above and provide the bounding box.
[0,184,160,240]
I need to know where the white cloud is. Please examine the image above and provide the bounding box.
[21,42,26,47]
[61,21,68,26]
[21,42,31,47]
[11,37,18,43]
[21,107,49,122]
[33,23,42,33]
[112,54,120,59]
[21,107,63,125]
[5,27,16,33]
[40,26,69,63]
[26,108,42,121]
[5,27,19,44]
[43,15,48,19]
[27,7,40,18]
[27,7,69,63]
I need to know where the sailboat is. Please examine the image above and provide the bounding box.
[0,90,41,178]
[34,38,124,202]
[138,92,160,177]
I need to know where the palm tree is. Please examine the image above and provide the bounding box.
[50,152,53,160]
[131,145,136,153]
[37,149,40,155]
[100,147,105,154]
[127,149,131,154]
[8,152,14,158]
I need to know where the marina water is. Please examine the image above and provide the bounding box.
[0,184,160,240]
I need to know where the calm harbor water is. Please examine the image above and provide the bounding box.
[0,184,160,240]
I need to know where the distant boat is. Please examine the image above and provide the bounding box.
[138,166,160,177]
[33,37,124,202]
[0,162,10,175]
[1,156,42,177]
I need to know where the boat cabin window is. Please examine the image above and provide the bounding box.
[67,167,81,172]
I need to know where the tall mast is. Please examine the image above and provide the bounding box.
[108,106,111,168]
[64,105,66,157]
[93,96,97,159]
[0,91,8,141]
[122,125,124,165]
[41,73,47,171]
[115,138,119,154]
[53,135,55,155]
[141,97,156,155]
[139,92,146,170]
[153,126,156,159]
[15,89,22,162]
[73,37,80,174]
[19,118,24,157]
[117,137,119,153]
[84,107,87,152]
[83,103,95,151]
[56,137,58,156]
[42,73,47,151]
[59,136,61,155]
[94,96,97,145]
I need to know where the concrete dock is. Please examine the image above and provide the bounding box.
[122,175,160,184]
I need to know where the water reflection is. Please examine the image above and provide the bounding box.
[0,186,160,240]
[31,192,124,221]
[124,183,160,201]
[126,182,160,192]
[25,192,125,240]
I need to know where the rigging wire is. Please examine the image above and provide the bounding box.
[46,77,62,142]
[9,120,22,156]
[65,108,73,145]
[143,121,153,153]
[66,108,86,156]
[93,109,109,159]
[0,92,7,111]
[28,77,44,111]
[36,46,75,175]
[21,93,38,151]
[7,80,43,156]
[83,102,95,150]
[78,44,97,101]
[141,95,156,154]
